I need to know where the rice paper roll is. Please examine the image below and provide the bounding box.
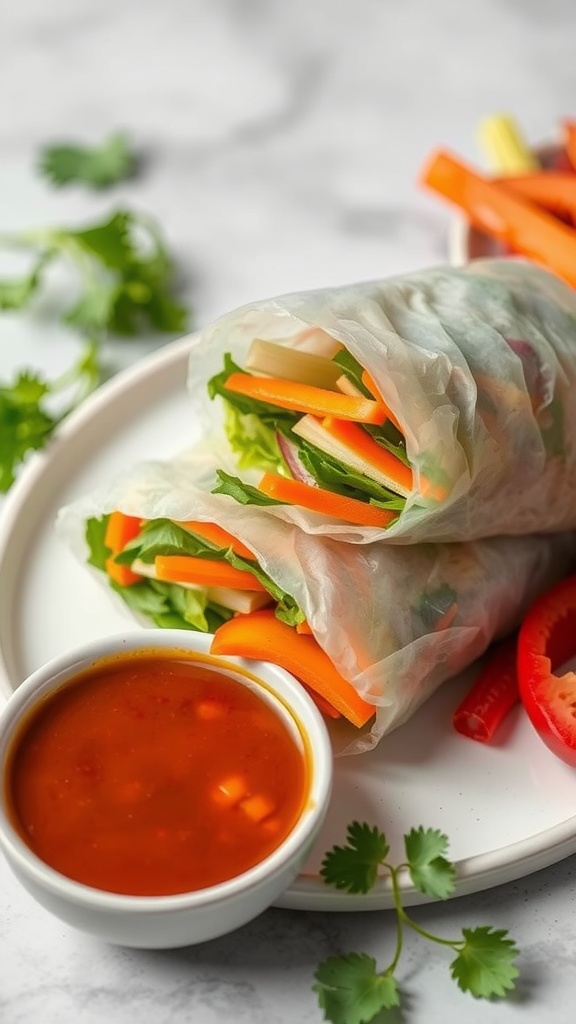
[186,258,576,544]
[56,450,576,754]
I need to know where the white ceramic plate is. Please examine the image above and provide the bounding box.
[2,336,576,912]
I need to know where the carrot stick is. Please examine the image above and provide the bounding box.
[420,148,576,288]
[359,377,447,498]
[258,472,397,528]
[104,511,143,553]
[453,634,519,743]
[360,370,403,432]
[223,373,388,426]
[563,120,576,173]
[154,555,267,591]
[104,511,142,587]
[210,609,375,728]
[300,685,342,719]
[500,173,576,220]
[296,620,314,634]
[320,417,413,496]
[174,520,256,560]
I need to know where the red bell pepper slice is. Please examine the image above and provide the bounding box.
[517,573,576,766]
[453,635,519,743]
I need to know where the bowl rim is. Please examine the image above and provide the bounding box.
[0,629,333,912]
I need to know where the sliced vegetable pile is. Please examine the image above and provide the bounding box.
[86,510,376,728]
[208,343,416,528]
[420,113,576,284]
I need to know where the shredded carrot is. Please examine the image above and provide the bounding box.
[321,416,413,496]
[420,148,576,288]
[174,519,256,560]
[210,609,375,728]
[258,472,397,528]
[359,370,403,432]
[563,120,576,173]
[104,511,142,587]
[500,173,576,221]
[154,555,267,591]
[223,372,388,425]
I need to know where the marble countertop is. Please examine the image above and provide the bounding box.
[2,1,576,1021]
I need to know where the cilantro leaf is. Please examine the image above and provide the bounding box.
[0,253,53,310]
[0,370,55,491]
[450,927,520,998]
[63,210,189,339]
[68,210,134,267]
[38,132,135,189]
[321,822,389,894]
[0,342,103,491]
[1,208,188,345]
[315,823,519,1019]
[0,204,189,490]
[404,826,456,899]
[313,953,399,1024]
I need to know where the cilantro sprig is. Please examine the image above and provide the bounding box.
[38,132,135,189]
[314,822,519,1022]
[0,342,101,491]
[0,209,187,339]
[0,205,189,489]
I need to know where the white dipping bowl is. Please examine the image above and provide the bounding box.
[0,630,333,948]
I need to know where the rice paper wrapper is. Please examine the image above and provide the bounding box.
[186,257,576,544]
[56,450,576,755]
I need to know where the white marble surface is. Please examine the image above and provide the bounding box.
[2,0,576,1021]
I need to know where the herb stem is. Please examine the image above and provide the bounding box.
[386,864,405,974]
[398,899,461,950]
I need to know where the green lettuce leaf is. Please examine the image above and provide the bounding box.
[207,353,296,424]
[85,514,111,571]
[86,513,305,629]
[297,440,406,510]
[332,349,372,395]
[111,578,233,632]
[222,401,285,474]
[114,518,221,564]
[212,470,283,507]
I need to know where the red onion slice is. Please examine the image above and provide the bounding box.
[276,432,317,486]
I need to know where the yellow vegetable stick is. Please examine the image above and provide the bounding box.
[477,113,540,175]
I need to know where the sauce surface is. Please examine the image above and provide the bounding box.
[7,655,308,896]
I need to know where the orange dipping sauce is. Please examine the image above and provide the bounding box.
[5,653,308,897]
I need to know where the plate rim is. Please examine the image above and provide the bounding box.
[2,334,576,912]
